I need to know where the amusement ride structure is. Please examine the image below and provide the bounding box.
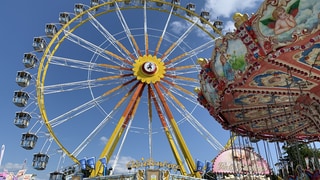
[13,0,226,179]
[12,0,320,179]
[196,0,320,179]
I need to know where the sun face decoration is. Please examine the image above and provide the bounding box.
[132,55,166,84]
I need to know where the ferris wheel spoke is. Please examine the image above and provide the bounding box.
[71,105,127,158]
[70,80,147,159]
[49,94,108,127]
[48,55,130,73]
[158,82,198,108]
[161,89,224,151]
[160,20,198,61]
[110,85,144,170]
[153,83,196,175]
[167,65,197,72]
[166,62,200,77]
[165,40,215,67]
[147,85,152,158]
[174,82,198,91]
[86,12,136,61]
[90,83,146,176]
[165,74,198,84]
[101,78,136,97]
[110,116,133,176]
[148,84,185,164]
[150,84,187,173]
[144,1,149,56]
[114,2,140,57]
[154,4,175,56]
[161,79,195,98]
[49,79,139,128]
[63,30,132,66]
[43,79,119,95]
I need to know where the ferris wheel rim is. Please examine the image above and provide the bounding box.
[31,0,222,177]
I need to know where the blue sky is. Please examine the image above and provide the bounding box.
[0,0,267,180]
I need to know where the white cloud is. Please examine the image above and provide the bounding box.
[204,0,264,18]
[1,162,24,172]
[203,0,263,34]
[222,20,237,33]
[100,136,108,144]
[169,0,263,38]
[170,21,188,34]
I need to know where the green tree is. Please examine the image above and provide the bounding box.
[282,142,320,172]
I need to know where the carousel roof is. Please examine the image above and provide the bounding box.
[198,0,320,142]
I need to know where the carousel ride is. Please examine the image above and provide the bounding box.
[13,0,227,179]
[197,0,320,179]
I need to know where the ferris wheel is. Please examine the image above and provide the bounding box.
[13,0,224,178]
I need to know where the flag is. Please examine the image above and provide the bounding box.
[0,145,5,167]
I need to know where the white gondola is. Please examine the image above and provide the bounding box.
[214,19,224,32]
[32,37,47,52]
[45,24,58,38]
[74,4,85,15]
[16,71,32,87]
[23,53,38,69]
[13,91,29,107]
[32,153,49,170]
[59,12,70,25]
[90,0,99,7]
[14,112,32,128]
[20,133,38,150]
[171,0,180,11]
[186,3,196,16]
[200,11,210,24]
[49,171,64,180]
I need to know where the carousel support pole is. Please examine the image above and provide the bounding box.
[312,142,319,170]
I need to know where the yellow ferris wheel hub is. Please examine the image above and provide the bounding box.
[133,55,166,84]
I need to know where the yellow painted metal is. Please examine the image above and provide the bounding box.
[165,52,188,65]
[153,83,200,178]
[97,75,130,81]
[132,55,166,84]
[167,65,195,71]
[91,82,145,176]
[115,40,136,60]
[159,85,203,177]
[145,33,149,55]
[161,79,195,96]
[98,64,126,70]
[224,132,237,150]
[149,85,188,175]
[102,79,136,96]
[154,36,163,56]
[161,42,177,60]
[104,50,133,65]
[130,34,142,56]
[92,82,144,176]
[165,74,198,82]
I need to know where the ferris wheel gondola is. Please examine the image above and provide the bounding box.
[13,0,224,178]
